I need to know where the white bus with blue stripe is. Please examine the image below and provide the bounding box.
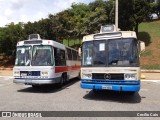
[80,25,145,94]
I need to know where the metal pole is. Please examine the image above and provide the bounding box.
[115,0,118,31]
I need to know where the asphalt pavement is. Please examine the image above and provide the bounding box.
[0,73,160,119]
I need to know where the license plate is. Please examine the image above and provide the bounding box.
[102,85,112,90]
[25,80,32,84]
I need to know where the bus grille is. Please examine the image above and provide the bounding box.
[92,73,124,80]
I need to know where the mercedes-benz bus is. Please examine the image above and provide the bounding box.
[80,25,145,94]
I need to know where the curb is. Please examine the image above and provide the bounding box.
[141,70,160,73]
[0,76,13,78]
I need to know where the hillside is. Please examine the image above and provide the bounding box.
[139,20,160,69]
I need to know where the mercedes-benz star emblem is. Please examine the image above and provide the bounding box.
[104,74,111,80]
[28,71,32,76]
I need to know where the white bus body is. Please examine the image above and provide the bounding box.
[13,34,80,87]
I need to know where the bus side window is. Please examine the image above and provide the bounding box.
[60,50,66,66]
[67,48,72,60]
[54,48,66,66]
[72,50,78,60]
[54,48,59,66]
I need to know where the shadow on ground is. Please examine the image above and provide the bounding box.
[83,90,141,104]
[17,78,80,93]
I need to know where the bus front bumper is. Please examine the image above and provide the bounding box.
[81,82,140,92]
[13,78,59,85]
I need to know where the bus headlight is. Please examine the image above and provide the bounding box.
[124,74,137,80]
[82,73,92,79]
[41,72,49,77]
[14,71,20,76]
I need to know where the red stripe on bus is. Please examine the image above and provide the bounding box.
[55,66,80,73]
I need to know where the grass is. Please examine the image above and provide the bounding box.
[140,50,152,57]
[141,64,160,70]
[139,20,160,39]
[139,20,160,69]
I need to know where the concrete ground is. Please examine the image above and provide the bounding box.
[0,76,160,118]
[0,70,160,80]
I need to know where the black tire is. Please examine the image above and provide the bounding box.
[63,73,68,83]
[59,76,64,87]
[32,85,40,88]
[77,72,81,79]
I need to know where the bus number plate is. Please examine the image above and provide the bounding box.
[25,80,32,84]
[102,85,112,90]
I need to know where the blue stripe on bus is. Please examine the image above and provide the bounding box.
[80,82,140,92]
[81,79,140,91]
[14,78,56,80]
[81,79,140,85]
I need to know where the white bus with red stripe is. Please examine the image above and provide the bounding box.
[13,34,80,87]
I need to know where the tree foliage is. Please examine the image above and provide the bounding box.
[0,0,157,57]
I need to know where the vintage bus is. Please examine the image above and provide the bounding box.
[13,34,80,87]
[80,25,145,94]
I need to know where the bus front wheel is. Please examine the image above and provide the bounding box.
[59,76,64,87]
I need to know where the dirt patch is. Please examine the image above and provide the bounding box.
[0,70,13,76]
[140,38,160,67]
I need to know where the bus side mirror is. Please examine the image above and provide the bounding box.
[78,47,81,57]
[140,41,145,53]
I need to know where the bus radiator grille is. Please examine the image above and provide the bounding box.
[92,73,124,80]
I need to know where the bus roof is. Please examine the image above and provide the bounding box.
[17,39,78,51]
[17,39,66,50]
[16,34,78,51]
[82,31,137,42]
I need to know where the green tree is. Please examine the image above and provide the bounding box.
[83,0,113,34]
[158,0,160,18]
[118,0,134,30]
[117,0,150,34]
[132,0,150,34]
[0,23,25,56]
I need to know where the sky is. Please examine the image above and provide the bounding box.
[0,0,95,27]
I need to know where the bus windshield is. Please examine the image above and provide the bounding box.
[82,38,139,67]
[15,46,32,66]
[32,45,53,66]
